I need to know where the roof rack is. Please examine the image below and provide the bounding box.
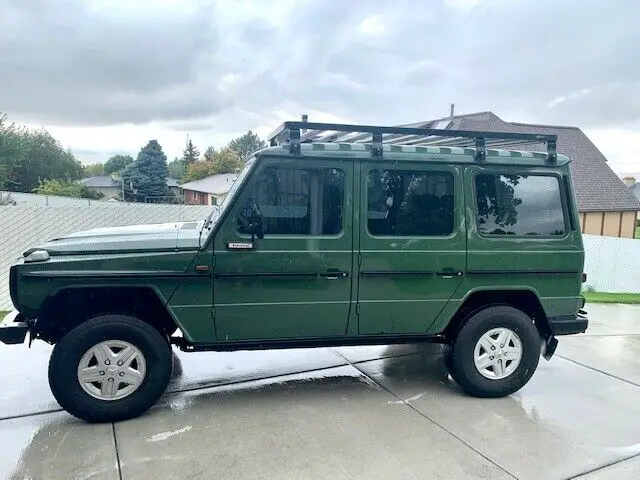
[267,121,558,163]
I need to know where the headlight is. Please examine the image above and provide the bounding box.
[24,250,50,263]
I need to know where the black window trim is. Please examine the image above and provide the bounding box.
[471,170,570,240]
[365,166,457,239]
[235,163,347,238]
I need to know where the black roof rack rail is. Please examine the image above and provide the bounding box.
[267,121,558,163]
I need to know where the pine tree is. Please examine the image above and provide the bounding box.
[182,138,200,164]
[123,140,170,202]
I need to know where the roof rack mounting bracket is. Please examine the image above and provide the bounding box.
[371,132,383,159]
[547,139,557,163]
[474,138,486,162]
[288,128,301,156]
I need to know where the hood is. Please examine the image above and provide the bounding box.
[33,221,205,255]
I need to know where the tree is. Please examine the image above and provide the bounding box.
[182,139,200,164]
[182,148,243,183]
[33,179,104,200]
[83,163,104,177]
[0,113,83,192]
[104,154,134,175]
[202,146,216,162]
[122,140,170,202]
[227,130,266,160]
[168,157,186,180]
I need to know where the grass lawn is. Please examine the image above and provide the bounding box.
[583,291,640,304]
[635,226,640,239]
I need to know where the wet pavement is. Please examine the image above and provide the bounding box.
[1,304,640,479]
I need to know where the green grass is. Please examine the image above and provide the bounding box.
[635,226,640,239]
[583,292,640,304]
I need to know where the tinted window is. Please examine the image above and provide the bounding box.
[475,174,566,236]
[237,166,345,235]
[367,170,454,236]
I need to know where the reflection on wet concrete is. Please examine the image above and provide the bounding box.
[0,413,118,480]
[117,366,511,480]
[355,352,640,480]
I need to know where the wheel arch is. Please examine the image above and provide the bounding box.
[35,285,183,343]
[444,287,552,342]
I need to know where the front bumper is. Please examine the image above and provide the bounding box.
[0,311,28,345]
[548,310,589,336]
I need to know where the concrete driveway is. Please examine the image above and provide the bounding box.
[1,303,639,480]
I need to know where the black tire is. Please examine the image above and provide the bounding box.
[48,315,172,423]
[446,306,540,398]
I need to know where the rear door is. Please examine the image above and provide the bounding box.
[356,161,466,335]
[212,156,354,341]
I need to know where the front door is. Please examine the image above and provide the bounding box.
[357,161,466,335]
[213,156,353,341]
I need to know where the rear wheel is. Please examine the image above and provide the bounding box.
[48,315,172,423]
[446,306,540,397]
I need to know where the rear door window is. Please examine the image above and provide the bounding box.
[474,173,566,236]
[367,169,454,236]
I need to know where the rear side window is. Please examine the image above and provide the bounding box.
[237,166,345,235]
[367,169,454,236]
[474,174,566,236]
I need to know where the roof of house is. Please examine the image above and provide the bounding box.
[406,112,640,212]
[79,175,120,188]
[180,173,238,195]
[80,176,180,188]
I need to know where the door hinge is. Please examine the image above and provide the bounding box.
[355,303,360,315]
[211,307,216,319]
[358,253,362,267]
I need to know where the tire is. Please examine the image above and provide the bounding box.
[48,315,172,423]
[446,306,540,398]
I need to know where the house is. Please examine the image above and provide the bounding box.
[180,173,238,206]
[404,112,640,238]
[79,175,120,199]
[79,176,181,200]
[621,176,640,202]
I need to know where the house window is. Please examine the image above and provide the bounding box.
[474,174,566,236]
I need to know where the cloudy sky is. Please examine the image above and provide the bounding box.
[2,0,639,173]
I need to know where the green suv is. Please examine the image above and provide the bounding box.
[0,121,588,422]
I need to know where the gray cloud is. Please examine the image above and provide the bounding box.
[1,0,639,132]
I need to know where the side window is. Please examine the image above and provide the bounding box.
[474,174,566,236]
[367,169,454,236]
[237,166,345,236]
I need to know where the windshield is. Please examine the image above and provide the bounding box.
[201,156,256,238]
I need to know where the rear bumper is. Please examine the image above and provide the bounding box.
[0,311,29,345]
[548,310,589,336]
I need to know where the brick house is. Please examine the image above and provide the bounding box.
[181,173,237,206]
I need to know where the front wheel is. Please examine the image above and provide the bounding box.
[48,315,172,423]
[445,306,540,397]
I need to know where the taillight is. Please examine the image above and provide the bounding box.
[582,273,587,283]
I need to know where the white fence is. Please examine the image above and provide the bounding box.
[0,202,212,310]
[582,234,640,293]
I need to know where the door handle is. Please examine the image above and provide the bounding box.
[320,269,349,280]
[436,269,463,279]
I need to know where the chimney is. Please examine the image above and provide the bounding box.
[449,103,455,117]
[623,176,636,187]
